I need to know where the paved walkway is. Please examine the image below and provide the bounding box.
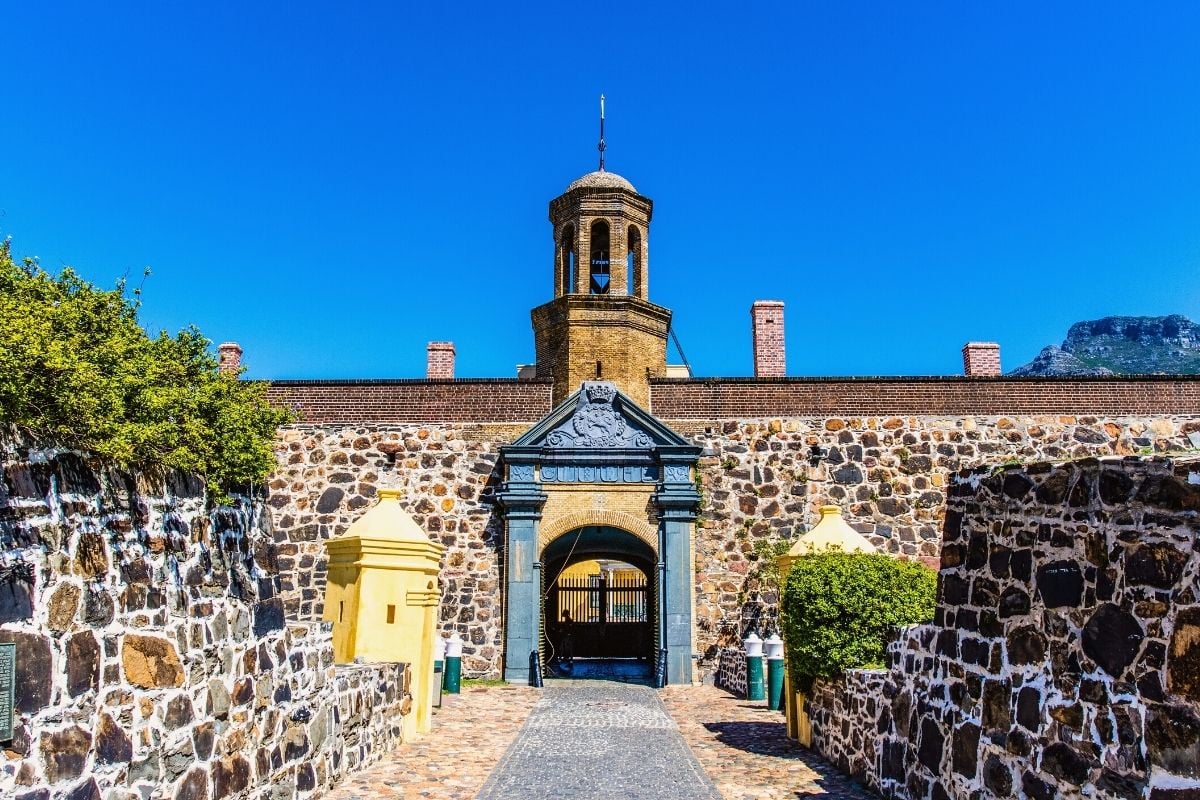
[477,681,721,800]
[325,680,877,800]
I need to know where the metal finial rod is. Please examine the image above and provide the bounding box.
[598,94,607,171]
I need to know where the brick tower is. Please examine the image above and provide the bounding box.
[532,169,672,406]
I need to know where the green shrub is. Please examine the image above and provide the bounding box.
[781,551,936,690]
[0,239,292,501]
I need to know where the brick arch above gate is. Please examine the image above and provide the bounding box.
[538,510,658,554]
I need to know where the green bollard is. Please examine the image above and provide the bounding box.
[444,632,463,694]
[766,657,784,710]
[765,633,784,711]
[744,632,765,701]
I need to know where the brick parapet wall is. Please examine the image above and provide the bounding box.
[649,376,1200,417]
[264,379,554,424]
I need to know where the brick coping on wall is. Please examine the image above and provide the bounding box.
[264,378,556,424]
[647,375,1200,417]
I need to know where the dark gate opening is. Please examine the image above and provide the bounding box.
[548,572,651,659]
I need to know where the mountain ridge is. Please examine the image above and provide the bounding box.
[1009,315,1200,376]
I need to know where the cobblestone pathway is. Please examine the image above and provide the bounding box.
[325,680,877,800]
[477,680,722,800]
[325,683,540,800]
[661,684,878,800]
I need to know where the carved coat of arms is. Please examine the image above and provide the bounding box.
[546,382,653,448]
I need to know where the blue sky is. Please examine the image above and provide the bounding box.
[3,3,1198,379]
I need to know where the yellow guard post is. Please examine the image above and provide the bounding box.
[323,488,445,738]
[778,505,877,745]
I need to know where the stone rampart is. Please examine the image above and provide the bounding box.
[0,441,411,800]
[262,408,1200,681]
[806,455,1200,800]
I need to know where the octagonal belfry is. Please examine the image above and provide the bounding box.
[533,169,672,407]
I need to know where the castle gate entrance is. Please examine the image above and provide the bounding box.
[542,525,656,663]
[496,381,701,685]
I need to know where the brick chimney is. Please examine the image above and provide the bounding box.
[217,342,243,376]
[426,341,455,379]
[751,301,786,377]
[962,342,1001,376]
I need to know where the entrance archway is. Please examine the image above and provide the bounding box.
[542,526,657,669]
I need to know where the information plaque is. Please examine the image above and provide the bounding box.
[0,642,13,742]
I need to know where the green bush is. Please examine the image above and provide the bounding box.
[0,239,292,501]
[781,551,936,690]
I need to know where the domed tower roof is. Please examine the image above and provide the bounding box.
[566,170,638,194]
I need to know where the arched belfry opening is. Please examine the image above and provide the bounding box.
[496,381,701,685]
[588,219,611,294]
[557,223,576,297]
[627,224,644,299]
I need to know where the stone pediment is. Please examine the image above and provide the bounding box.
[509,381,691,451]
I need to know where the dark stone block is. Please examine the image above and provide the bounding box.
[83,584,115,626]
[4,462,52,499]
[316,487,344,513]
[1169,606,1200,701]
[66,631,100,697]
[1040,741,1094,785]
[983,755,1013,796]
[1021,772,1056,800]
[966,532,988,569]
[1083,603,1144,678]
[1099,469,1135,504]
[1097,768,1147,800]
[971,576,999,607]
[951,721,980,777]
[1008,626,1047,665]
[918,715,944,772]
[1150,789,1200,800]
[95,713,132,764]
[231,677,254,706]
[940,573,969,606]
[1017,690,1046,734]
[999,587,1031,618]
[0,571,35,623]
[1050,703,1084,730]
[192,721,215,761]
[1127,542,1188,589]
[982,679,1012,731]
[15,791,51,800]
[176,768,209,800]
[1010,549,1032,582]
[62,778,100,800]
[40,726,92,782]
[1145,704,1200,777]
[1036,560,1084,608]
[0,630,52,712]
[213,755,251,799]
[943,508,963,542]
[1002,472,1034,499]
[1005,728,1033,756]
[1036,470,1072,504]
[832,464,863,484]
[165,694,195,729]
[1136,474,1200,512]
[297,762,316,791]
[253,597,285,637]
[52,453,101,496]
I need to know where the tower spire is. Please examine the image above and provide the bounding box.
[598,94,607,171]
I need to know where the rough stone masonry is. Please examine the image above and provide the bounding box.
[807,455,1200,800]
[0,438,412,800]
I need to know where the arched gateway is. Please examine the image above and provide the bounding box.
[496,381,700,684]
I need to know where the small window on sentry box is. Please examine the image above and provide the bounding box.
[386,605,396,624]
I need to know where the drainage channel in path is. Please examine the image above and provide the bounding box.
[476,680,722,800]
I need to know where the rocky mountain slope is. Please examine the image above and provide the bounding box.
[1010,315,1200,376]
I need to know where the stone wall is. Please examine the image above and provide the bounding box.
[267,424,521,678]
[806,455,1200,800]
[713,646,747,696]
[261,409,1200,681]
[680,414,1200,672]
[0,441,412,800]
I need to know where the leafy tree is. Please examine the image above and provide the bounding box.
[781,551,936,691]
[0,238,292,501]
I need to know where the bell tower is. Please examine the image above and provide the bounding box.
[532,106,671,406]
